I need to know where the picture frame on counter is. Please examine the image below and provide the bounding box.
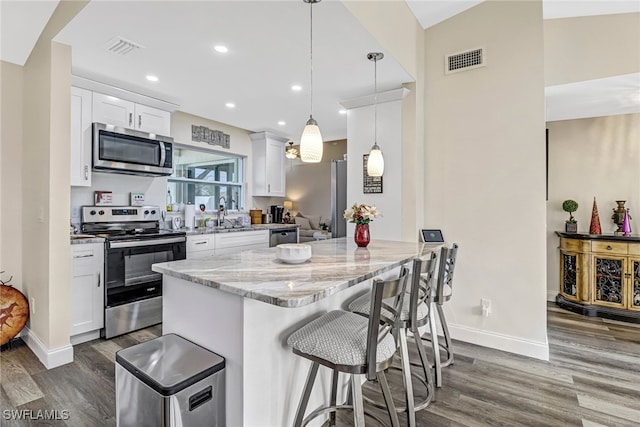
[95,191,113,206]
[130,192,145,206]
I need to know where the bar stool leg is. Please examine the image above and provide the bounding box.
[378,370,400,427]
[350,374,365,427]
[429,304,443,387]
[329,370,339,426]
[398,329,416,427]
[293,362,319,427]
[437,304,454,367]
[411,323,435,408]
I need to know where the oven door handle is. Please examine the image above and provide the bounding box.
[109,237,186,248]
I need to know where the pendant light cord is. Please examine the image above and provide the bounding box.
[309,2,314,119]
[374,56,378,144]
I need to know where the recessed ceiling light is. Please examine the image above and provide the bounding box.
[146,75,159,82]
[225,102,236,109]
[214,45,228,53]
[338,109,347,115]
[291,85,302,91]
[278,121,286,126]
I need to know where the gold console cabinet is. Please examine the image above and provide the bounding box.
[556,232,640,323]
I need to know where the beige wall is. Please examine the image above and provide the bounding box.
[424,0,548,357]
[0,61,24,292]
[20,0,88,353]
[544,13,640,85]
[546,113,640,298]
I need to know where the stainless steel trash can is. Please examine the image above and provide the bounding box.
[116,333,225,427]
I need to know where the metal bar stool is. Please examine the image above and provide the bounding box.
[348,253,438,426]
[287,268,410,427]
[423,243,459,387]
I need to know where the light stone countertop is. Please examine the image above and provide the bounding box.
[182,223,298,236]
[70,235,105,245]
[152,238,440,308]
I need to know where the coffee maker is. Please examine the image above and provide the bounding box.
[270,205,284,224]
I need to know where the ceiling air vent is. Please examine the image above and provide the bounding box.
[105,37,145,56]
[445,47,485,75]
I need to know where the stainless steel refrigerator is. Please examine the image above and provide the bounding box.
[331,160,347,238]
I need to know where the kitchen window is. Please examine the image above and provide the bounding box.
[168,145,245,211]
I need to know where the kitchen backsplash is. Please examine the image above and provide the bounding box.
[71,173,167,226]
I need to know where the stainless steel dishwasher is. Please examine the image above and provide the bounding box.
[269,227,298,247]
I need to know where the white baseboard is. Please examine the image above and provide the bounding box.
[449,323,549,361]
[70,330,100,345]
[547,290,558,302]
[22,326,74,369]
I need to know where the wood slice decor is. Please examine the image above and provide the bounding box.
[0,284,29,346]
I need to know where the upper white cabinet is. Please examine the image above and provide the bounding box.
[70,87,92,187]
[93,92,171,136]
[250,132,287,197]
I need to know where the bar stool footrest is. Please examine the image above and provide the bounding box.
[303,404,388,427]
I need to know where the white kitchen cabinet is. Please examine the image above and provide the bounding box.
[71,243,104,340]
[214,230,268,255]
[93,92,171,136]
[70,87,92,187]
[250,132,287,197]
[187,235,215,260]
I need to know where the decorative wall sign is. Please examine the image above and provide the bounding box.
[192,125,231,149]
[363,154,383,194]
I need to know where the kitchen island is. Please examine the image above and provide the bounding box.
[152,238,439,427]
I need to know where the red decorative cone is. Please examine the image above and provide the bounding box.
[589,197,602,235]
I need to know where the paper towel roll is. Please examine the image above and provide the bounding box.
[184,204,196,228]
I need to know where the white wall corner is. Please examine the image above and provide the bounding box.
[547,290,558,302]
[449,323,550,361]
[22,326,74,369]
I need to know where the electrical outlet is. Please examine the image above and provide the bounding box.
[70,206,81,219]
[30,297,35,315]
[481,298,491,317]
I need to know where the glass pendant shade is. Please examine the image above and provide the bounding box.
[367,143,384,177]
[300,117,323,163]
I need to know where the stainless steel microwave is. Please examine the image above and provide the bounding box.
[92,122,174,176]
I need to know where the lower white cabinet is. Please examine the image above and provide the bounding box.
[214,230,268,255]
[71,243,104,340]
[187,235,215,259]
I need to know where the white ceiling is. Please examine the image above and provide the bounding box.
[2,0,639,140]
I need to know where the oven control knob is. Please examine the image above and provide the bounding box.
[150,210,156,215]
[144,210,150,215]
[90,210,96,216]
[98,210,105,215]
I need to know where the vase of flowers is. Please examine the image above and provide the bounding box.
[343,203,381,247]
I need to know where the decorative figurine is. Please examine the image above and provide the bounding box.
[612,200,627,233]
[589,197,602,235]
[622,209,632,236]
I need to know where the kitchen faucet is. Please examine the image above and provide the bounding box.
[217,197,226,225]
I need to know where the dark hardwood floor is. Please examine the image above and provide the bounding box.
[1,304,639,426]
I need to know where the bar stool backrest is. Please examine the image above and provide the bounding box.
[435,244,459,305]
[365,267,409,380]
[409,253,438,326]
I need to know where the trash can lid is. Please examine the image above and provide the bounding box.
[116,333,225,396]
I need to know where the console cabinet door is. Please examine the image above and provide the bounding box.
[71,244,104,335]
[628,257,640,311]
[559,250,580,302]
[592,254,626,308]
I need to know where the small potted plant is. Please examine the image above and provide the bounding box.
[562,199,579,233]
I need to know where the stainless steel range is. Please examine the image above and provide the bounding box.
[81,206,186,339]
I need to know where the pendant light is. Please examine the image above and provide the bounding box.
[366,52,384,177]
[300,0,323,163]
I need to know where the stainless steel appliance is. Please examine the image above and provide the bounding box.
[92,122,174,176]
[270,205,284,224]
[81,206,186,339]
[269,227,298,247]
[331,160,347,238]
[116,334,225,427]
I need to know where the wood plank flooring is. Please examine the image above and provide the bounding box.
[1,304,639,426]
